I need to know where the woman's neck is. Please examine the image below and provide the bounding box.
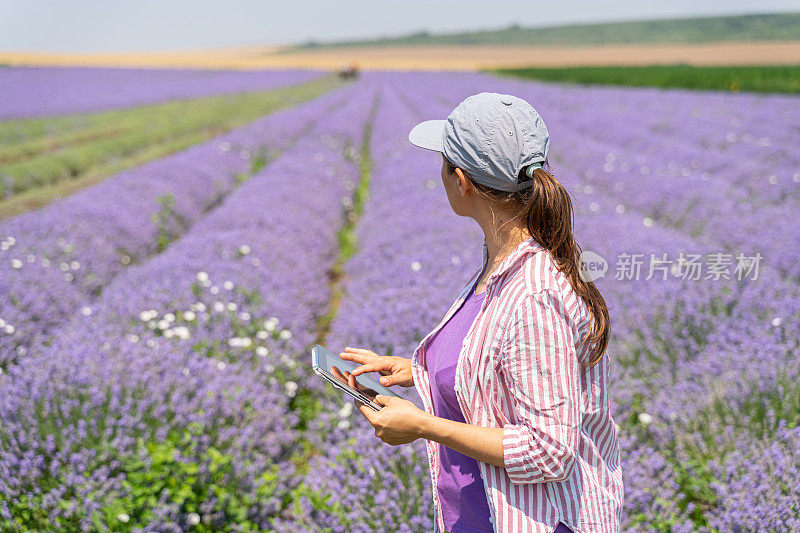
[478,220,531,285]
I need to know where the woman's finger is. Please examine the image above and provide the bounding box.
[353,397,376,421]
[344,347,378,357]
[350,362,390,377]
[377,374,400,386]
[338,351,371,364]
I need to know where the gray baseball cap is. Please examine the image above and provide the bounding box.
[408,92,550,192]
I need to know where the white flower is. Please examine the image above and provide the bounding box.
[193,302,206,312]
[10,259,22,269]
[614,423,622,433]
[173,326,190,340]
[209,285,219,295]
[337,419,350,429]
[127,334,139,343]
[238,312,251,322]
[182,367,190,376]
[183,311,196,321]
[638,412,653,425]
[264,320,276,332]
[164,313,175,323]
[64,273,73,282]
[771,317,783,327]
[213,302,225,312]
[227,337,252,348]
[147,320,157,330]
[256,330,268,340]
[642,217,654,228]
[226,302,237,312]
[41,258,51,267]
[217,361,226,370]
[410,261,421,272]
[4,324,14,335]
[285,381,298,397]
[256,346,269,357]
[120,254,131,265]
[196,271,209,283]
[279,329,292,340]
[338,403,353,417]
[223,280,234,290]
[139,310,154,322]
[157,320,169,330]
[6,237,15,245]
[238,244,251,255]
[0,319,5,328]
[117,513,130,523]
[616,204,626,214]
[80,306,92,316]
[26,254,35,263]
[187,512,201,526]
[70,261,80,270]
[164,329,175,338]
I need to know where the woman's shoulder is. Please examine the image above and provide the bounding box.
[508,249,591,329]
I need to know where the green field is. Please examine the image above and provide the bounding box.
[293,12,800,49]
[488,64,800,94]
[0,74,344,219]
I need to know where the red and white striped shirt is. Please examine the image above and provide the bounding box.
[411,237,624,533]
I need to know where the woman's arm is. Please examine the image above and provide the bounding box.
[352,392,505,468]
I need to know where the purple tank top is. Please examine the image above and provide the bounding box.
[425,278,574,533]
[425,281,493,532]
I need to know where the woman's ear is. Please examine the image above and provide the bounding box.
[454,167,470,197]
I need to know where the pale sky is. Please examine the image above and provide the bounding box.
[1,0,797,53]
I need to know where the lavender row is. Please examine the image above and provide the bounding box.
[0,75,379,530]
[0,81,358,366]
[0,66,325,119]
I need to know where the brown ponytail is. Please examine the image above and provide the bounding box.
[446,157,610,368]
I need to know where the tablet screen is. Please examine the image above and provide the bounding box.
[312,344,401,402]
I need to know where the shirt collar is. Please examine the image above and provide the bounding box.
[480,236,543,290]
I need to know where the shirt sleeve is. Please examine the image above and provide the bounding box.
[499,288,581,484]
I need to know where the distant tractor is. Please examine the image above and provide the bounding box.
[338,63,360,80]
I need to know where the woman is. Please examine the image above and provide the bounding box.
[338,92,623,533]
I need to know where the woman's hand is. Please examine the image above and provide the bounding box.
[337,346,414,387]
[350,372,429,445]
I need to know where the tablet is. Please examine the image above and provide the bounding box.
[311,344,401,412]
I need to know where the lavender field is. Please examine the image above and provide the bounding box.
[1,69,798,531]
[0,67,326,120]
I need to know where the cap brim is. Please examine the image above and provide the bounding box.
[408,120,445,152]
